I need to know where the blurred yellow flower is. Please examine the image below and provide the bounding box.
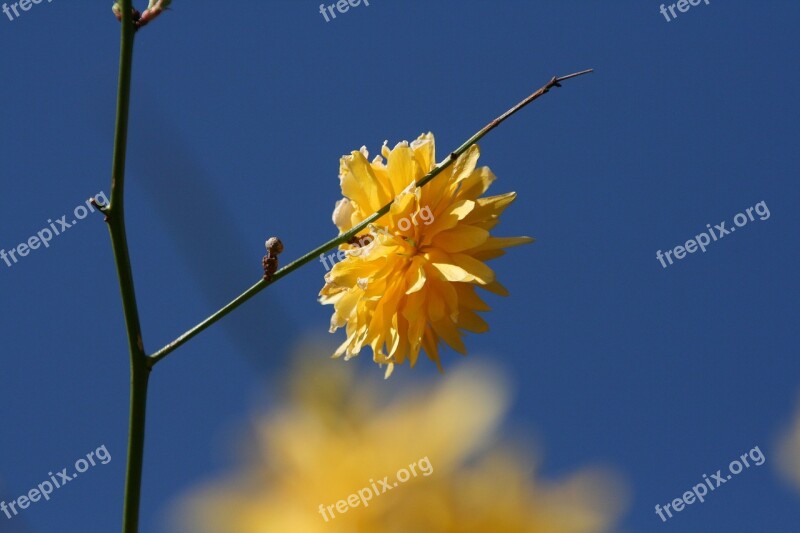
[320,133,532,377]
[777,400,800,492]
[173,343,626,533]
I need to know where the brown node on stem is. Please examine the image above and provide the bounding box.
[262,237,284,281]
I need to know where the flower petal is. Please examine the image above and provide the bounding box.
[340,150,390,215]
[432,225,490,253]
[387,141,421,197]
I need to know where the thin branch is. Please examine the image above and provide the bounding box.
[106,2,149,532]
[147,68,593,367]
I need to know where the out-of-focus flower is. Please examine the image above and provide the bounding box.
[172,343,626,533]
[320,133,532,377]
[777,400,800,492]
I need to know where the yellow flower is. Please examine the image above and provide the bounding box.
[320,133,532,376]
[778,400,800,492]
[172,342,626,533]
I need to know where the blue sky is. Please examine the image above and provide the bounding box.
[1,1,799,531]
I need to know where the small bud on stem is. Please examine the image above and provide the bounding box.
[263,238,284,281]
[112,0,171,29]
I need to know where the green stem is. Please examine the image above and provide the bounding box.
[147,69,592,367]
[105,2,148,532]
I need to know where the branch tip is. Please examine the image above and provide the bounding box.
[555,68,594,83]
